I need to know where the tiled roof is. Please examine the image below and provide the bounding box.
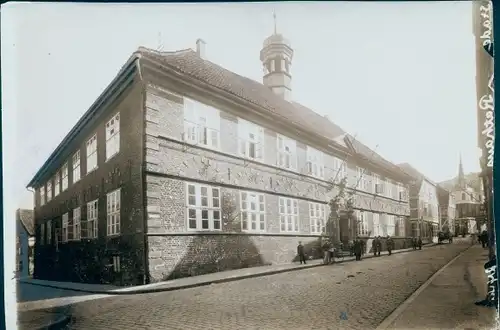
[139,47,407,177]
[17,209,34,236]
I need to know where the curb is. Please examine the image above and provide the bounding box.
[33,314,71,330]
[22,243,440,296]
[375,244,473,329]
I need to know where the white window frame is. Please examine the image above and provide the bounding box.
[40,223,45,245]
[277,135,297,171]
[40,186,46,206]
[46,181,52,202]
[106,112,120,161]
[387,214,396,236]
[372,213,380,237]
[373,174,381,194]
[86,134,98,174]
[238,119,264,161]
[279,197,299,233]
[309,202,325,234]
[73,207,81,240]
[186,183,222,231]
[61,163,68,192]
[107,189,121,236]
[333,157,347,183]
[112,256,121,272]
[356,210,369,236]
[54,172,60,197]
[86,199,98,239]
[72,151,81,183]
[396,216,405,237]
[47,220,52,245]
[184,98,220,150]
[240,191,266,232]
[62,213,69,243]
[306,147,324,179]
[356,167,368,191]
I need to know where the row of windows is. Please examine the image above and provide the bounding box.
[182,97,408,200]
[39,113,121,207]
[186,183,405,236]
[39,189,121,245]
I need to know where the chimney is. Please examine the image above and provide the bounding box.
[196,39,206,59]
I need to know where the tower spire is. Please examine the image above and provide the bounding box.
[273,10,277,35]
[458,153,465,188]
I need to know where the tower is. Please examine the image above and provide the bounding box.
[260,12,294,101]
[457,153,466,189]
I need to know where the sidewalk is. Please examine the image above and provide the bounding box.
[17,307,70,330]
[378,245,498,329]
[20,244,436,296]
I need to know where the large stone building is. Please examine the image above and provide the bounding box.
[436,186,456,235]
[398,163,440,243]
[28,30,412,285]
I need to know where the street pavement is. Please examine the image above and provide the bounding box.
[48,241,471,330]
[381,244,497,330]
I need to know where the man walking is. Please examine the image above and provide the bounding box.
[417,236,423,250]
[353,237,363,261]
[386,235,394,255]
[297,241,306,264]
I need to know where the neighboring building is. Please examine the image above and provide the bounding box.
[436,186,456,234]
[16,209,34,278]
[439,157,484,236]
[28,30,411,286]
[398,163,440,243]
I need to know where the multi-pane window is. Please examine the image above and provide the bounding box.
[186,183,221,231]
[306,147,324,179]
[395,216,405,236]
[73,207,81,240]
[373,174,381,194]
[277,135,297,170]
[47,220,52,245]
[333,157,347,183]
[238,119,264,161]
[387,215,396,236]
[86,134,98,173]
[106,112,120,160]
[184,98,220,149]
[356,167,368,191]
[356,210,369,236]
[391,181,398,199]
[46,181,52,202]
[54,172,60,197]
[40,186,46,206]
[72,151,81,183]
[309,202,325,234]
[279,197,299,232]
[61,163,68,191]
[86,199,98,239]
[107,189,121,236]
[372,213,380,237]
[240,191,265,232]
[62,213,69,243]
[40,223,45,245]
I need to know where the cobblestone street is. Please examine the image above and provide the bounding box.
[54,242,472,330]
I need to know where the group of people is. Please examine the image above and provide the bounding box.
[478,230,489,248]
[412,237,423,250]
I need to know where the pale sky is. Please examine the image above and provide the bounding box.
[3,1,479,211]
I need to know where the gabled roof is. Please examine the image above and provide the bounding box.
[16,209,34,236]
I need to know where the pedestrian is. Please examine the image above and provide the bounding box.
[376,236,382,256]
[412,237,417,250]
[353,236,363,261]
[417,236,422,250]
[297,241,306,264]
[386,235,394,255]
[322,240,331,264]
[372,237,378,257]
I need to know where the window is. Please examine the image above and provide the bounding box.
[306,147,324,179]
[372,213,380,237]
[86,199,98,239]
[47,181,52,202]
[86,134,98,173]
[186,183,221,231]
[107,189,121,236]
[279,197,299,232]
[373,174,381,194]
[356,210,369,236]
[54,172,60,197]
[387,215,396,236]
[309,202,325,234]
[238,119,264,161]
[73,207,81,240]
[184,99,220,149]
[333,157,347,183]
[72,151,81,183]
[40,224,45,245]
[61,163,68,191]
[40,186,46,206]
[411,221,420,237]
[47,220,52,245]
[356,167,368,191]
[240,191,266,232]
[62,213,69,243]
[277,135,297,170]
[112,256,121,272]
[395,216,405,236]
[105,112,120,160]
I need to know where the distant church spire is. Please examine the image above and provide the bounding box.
[457,153,466,188]
[273,10,277,34]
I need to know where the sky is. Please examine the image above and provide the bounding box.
[3,1,479,212]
